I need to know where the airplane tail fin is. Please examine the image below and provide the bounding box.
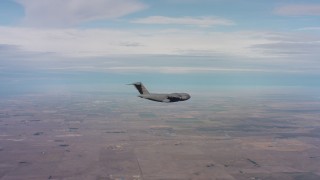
[128,82,150,95]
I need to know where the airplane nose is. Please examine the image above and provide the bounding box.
[186,94,191,99]
[182,94,190,100]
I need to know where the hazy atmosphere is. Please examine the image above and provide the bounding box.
[1,0,320,179]
[1,0,320,93]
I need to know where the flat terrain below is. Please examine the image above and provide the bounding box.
[1,90,320,180]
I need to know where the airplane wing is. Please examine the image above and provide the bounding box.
[167,94,181,102]
[162,99,171,103]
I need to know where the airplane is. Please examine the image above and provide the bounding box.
[128,82,191,103]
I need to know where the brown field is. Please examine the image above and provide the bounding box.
[0,91,320,179]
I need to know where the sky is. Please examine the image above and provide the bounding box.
[0,0,320,95]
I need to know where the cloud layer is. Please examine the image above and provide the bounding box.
[1,26,319,75]
[132,16,234,27]
[0,27,272,58]
[275,4,320,16]
[15,0,146,27]
[0,1,319,76]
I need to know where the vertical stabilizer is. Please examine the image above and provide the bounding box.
[130,82,150,95]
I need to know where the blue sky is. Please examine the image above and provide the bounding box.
[0,0,320,94]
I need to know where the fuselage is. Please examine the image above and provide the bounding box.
[129,82,191,103]
[139,93,191,103]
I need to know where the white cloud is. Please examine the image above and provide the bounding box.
[1,26,320,75]
[275,4,320,16]
[0,27,270,58]
[252,42,320,56]
[0,26,272,73]
[46,64,305,74]
[251,32,320,58]
[131,16,234,27]
[104,66,289,74]
[15,0,146,27]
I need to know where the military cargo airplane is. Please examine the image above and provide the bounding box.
[128,82,191,103]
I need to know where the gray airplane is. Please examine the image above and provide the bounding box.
[128,82,191,103]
